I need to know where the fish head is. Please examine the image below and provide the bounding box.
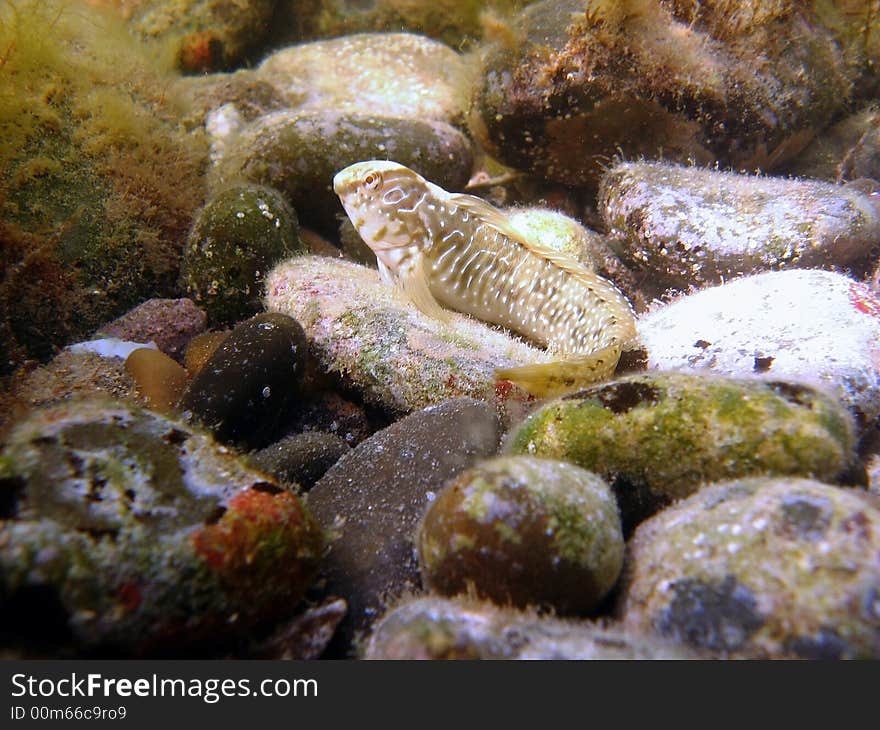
[333,160,431,271]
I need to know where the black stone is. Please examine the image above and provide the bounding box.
[307,398,501,655]
[180,313,307,448]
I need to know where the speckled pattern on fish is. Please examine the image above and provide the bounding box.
[333,161,638,395]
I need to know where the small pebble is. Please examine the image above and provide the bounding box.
[124,347,189,415]
[248,431,351,490]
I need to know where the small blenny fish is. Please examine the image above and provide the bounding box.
[333,160,638,396]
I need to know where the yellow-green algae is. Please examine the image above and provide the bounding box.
[0,0,207,373]
[506,372,855,503]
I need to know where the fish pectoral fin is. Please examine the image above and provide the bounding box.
[399,255,451,323]
[494,345,622,397]
[377,259,396,286]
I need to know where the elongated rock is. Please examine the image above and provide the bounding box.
[211,110,472,234]
[505,372,855,525]
[257,33,473,128]
[600,162,880,293]
[265,256,544,417]
[364,595,700,659]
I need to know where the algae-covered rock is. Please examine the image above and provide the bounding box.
[472,0,855,187]
[620,477,880,659]
[181,184,303,325]
[639,270,880,423]
[0,397,323,655]
[277,0,528,51]
[364,595,699,659]
[180,313,308,448]
[265,256,551,417]
[306,398,501,653]
[212,110,473,234]
[130,0,276,73]
[786,105,880,182]
[257,33,474,128]
[0,1,207,373]
[418,455,623,614]
[506,372,855,523]
[599,162,880,293]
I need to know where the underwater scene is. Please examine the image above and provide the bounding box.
[1,0,880,659]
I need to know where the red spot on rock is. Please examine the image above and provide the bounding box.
[495,379,514,400]
[445,374,458,389]
[849,282,880,318]
[179,30,224,74]
[117,582,142,613]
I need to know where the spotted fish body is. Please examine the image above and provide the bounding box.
[333,160,638,395]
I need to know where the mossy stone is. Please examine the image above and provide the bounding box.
[506,372,855,522]
[0,397,323,655]
[0,2,207,372]
[181,184,302,326]
[418,455,623,614]
[621,477,880,658]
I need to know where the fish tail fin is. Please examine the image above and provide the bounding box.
[494,345,621,397]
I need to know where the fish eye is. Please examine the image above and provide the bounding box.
[363,171,382,190]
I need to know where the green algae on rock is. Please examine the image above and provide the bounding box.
[599,162,880,294]
[129,0,276,73]
[364,595,700,660]
[505,206,646,312]
[0,0,207,373]
[306,398,501,654]
[620,477,880,659]
[418,455,623,614]
[471,0,855,187]
[180,313,307,448]
[181,184,303,326]
[257,33,474,129]
[211,110,472,234]
[265,256,547,417]
[0,397,323,655]
[505,372,855,522]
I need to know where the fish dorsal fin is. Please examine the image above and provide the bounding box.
[399,251,451,323]
[447,192,534,245]
[448,192,611,290]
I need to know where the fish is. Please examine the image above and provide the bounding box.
[333,160,638,396]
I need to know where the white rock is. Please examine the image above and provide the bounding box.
[638,269,880,421]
